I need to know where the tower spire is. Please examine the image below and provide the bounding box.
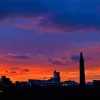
[80,52,86,87]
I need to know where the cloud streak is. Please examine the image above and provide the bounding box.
[8,53,31,59]
[48,58,67,65]
[0,53,32,60]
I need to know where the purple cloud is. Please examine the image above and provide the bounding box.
[8,53,31,59]
[0,53,32,60]
[48,58,67,66]
[71,55,91,62]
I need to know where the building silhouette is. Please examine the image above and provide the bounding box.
[28,70,61,87]
[62,80,79,87]
[53,70,61,83]
[93,80,100,87]
[79,52,86,87]
[0,76,12,87]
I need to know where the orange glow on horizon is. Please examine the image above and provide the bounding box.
[0,63,100,83]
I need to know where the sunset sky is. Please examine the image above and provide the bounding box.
[0,0,100,83]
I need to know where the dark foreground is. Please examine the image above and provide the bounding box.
[0,86,100,100]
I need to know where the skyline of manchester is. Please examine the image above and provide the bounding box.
[0,0,100,82]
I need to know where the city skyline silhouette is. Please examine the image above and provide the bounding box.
[0,0,100,83]
[0,51,99,83]
[0,52,100,99]
[0,0,100,99]
[0,52,99,86]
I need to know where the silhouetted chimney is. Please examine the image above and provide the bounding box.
[80,52,85,87]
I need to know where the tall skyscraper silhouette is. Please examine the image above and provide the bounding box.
[80,52,86,87]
